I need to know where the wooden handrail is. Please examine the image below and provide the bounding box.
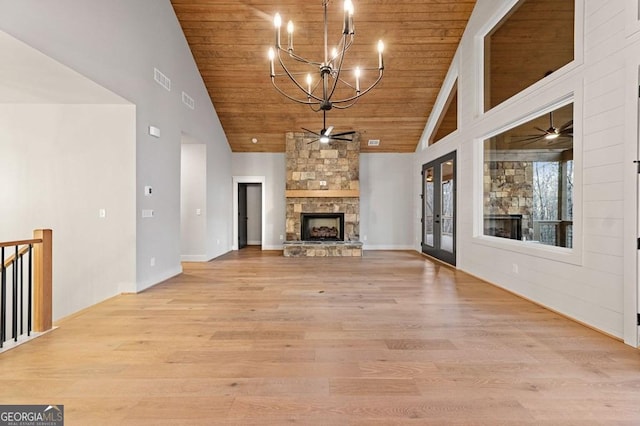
[0,238,42,248]
[3,245,31,268]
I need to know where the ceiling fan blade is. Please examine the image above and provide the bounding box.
[520,137,545,145]
[302,127,320,136]
[559,120,573,132]
[307,138,320,144]
[332,130,357,137]
[511,135,545,143]
[533,126,549,134]
[323,126,334,136]
[330,137,353,141]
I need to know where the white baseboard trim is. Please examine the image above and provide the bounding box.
[247,240,262,245]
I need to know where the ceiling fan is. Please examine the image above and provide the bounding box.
[302,110,357,144]
[511,111,573,145]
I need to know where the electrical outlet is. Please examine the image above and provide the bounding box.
[279,234,284,240]
[512,263,519,274]
[150,257,156,267]
[98,208,106,218]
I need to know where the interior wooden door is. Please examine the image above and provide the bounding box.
[238,183,248,249]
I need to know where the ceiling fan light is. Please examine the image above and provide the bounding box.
[319,135,330,143]
[545,133,560,140]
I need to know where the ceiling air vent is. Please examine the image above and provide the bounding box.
[367,139,380,147]
[182,91,195,110]
[153,67,171,91]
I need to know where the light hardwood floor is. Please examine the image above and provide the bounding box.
[2,248,640,425]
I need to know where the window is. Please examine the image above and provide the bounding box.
[484,0,574,111]
[429,79,458,145]
[483,103,573,248]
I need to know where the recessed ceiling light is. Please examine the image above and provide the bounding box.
[367,139,380,146]
[251,137,258,144]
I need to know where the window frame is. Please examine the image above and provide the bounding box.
[473,95,583,265]
[475,0,584,119]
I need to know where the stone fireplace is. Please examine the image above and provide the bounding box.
[283,131,362,257]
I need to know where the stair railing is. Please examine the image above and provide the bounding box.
[0,229,52,348]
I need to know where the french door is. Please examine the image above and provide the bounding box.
[422,151,456,265]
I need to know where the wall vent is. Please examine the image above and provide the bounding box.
[367,139,380,146]
[182,91,195,109]
[153,68,171,91]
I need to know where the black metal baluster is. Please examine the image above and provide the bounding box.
[1,246,6,348]
[19,248,24,336]
[27,244,32,336]
[12,245,18,341]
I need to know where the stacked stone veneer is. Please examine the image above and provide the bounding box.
[285,131,361,256]
[484,161,533,239]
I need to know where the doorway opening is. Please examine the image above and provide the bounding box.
[232,176,266,251]
[422,151,456,265]
[180,139,207,261]
[238,182,263,249]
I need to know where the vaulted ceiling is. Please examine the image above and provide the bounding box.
[171,0,476,153]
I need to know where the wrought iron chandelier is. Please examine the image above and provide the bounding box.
[267,0,384,112]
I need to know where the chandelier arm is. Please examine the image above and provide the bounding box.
[270,77,322,106]
[278,47,323,67]
[275,50,325,103]
[326,33,349,102]
[325,68,384,106]
[330,99,359,110]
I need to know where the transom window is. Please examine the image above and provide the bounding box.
[484,0,574,111]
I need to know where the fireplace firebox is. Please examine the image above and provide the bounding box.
[301,213,345,241]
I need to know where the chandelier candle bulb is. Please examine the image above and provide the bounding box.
[378,40,385,69]
[287,21,294,51]
[343,0,354,34]
[274,13,282,48]
[355,67,361,92]
[268,48,275,77]
[306,74,312,95]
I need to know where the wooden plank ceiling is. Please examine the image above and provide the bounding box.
[171,0,476,153]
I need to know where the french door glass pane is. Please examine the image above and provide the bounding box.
[440,162,454,253]
[424,167,434,247]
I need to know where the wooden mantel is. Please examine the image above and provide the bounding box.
[285,189,360,198]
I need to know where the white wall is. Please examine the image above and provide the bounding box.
[0,0,233,295]
[231,153,286,249]
[360,154,415,249]
[0,104,136,320]
[180,143,207,261]
[415,0,639,344]
[231,152,415,249]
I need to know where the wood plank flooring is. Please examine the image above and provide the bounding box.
[2,248,640,425]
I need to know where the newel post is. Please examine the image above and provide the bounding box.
[33,229,52,332]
